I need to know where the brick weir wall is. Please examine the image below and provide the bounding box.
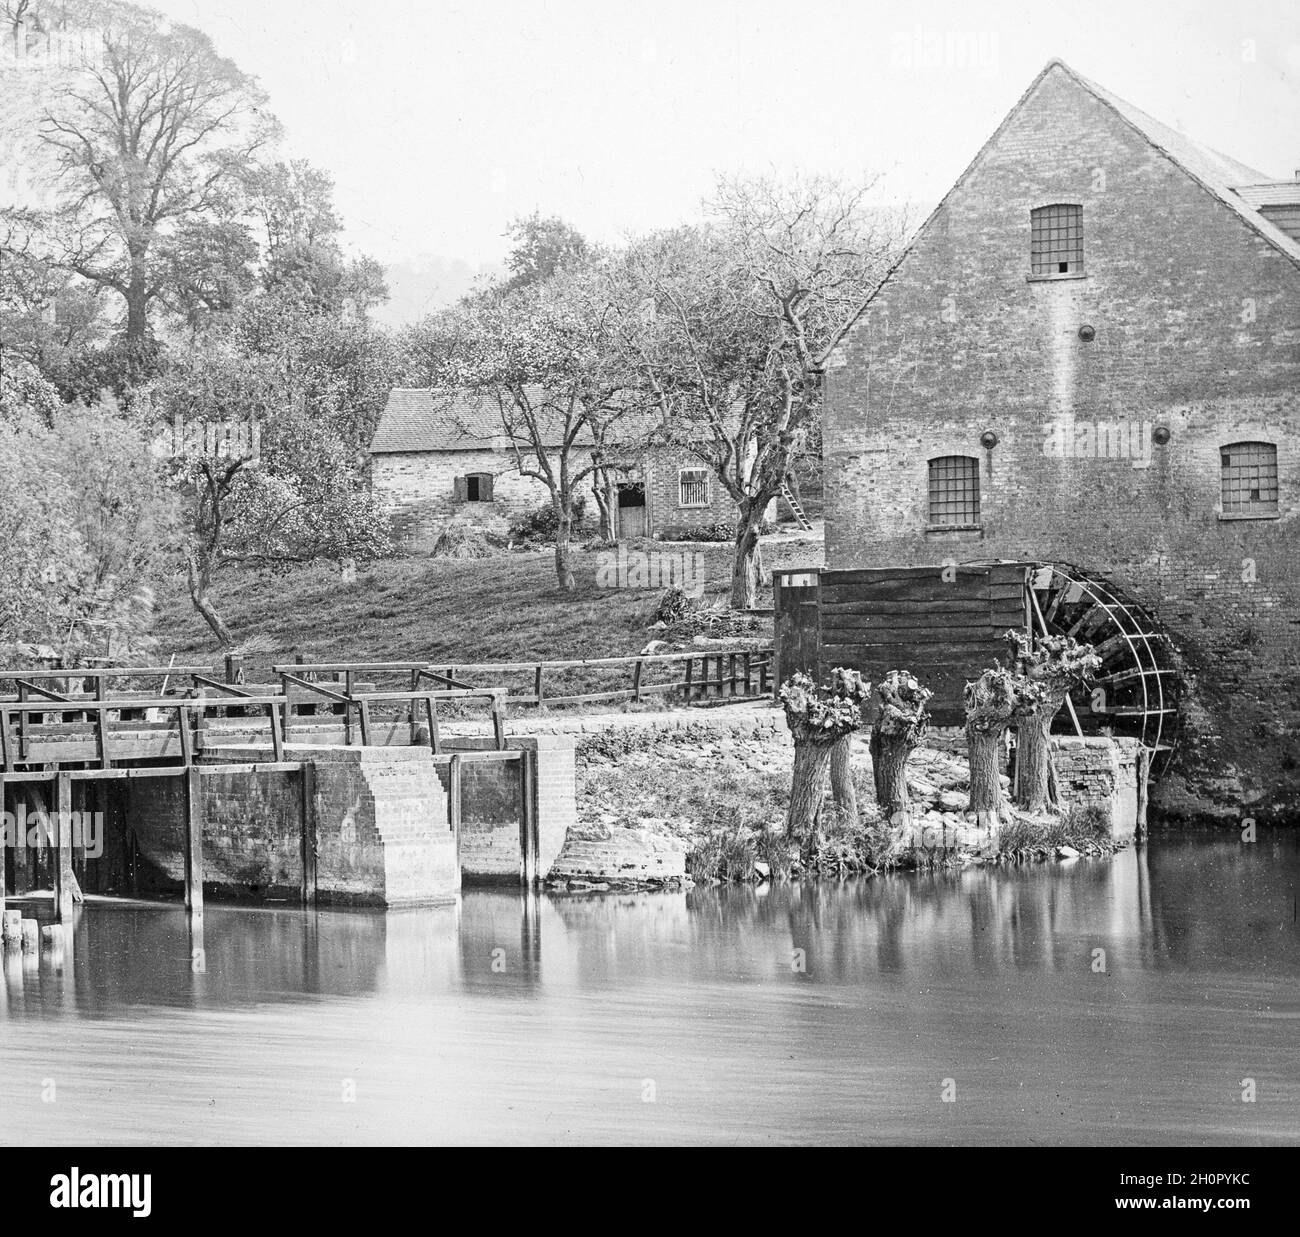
[122,737,580,906]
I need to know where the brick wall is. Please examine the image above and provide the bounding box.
[126,745,459,906]
[824,63,1300,821]
[642,445,739,538]
[373,449,549,549]
[373,444,742,547]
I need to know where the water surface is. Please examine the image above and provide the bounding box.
[1,834,1296,1145]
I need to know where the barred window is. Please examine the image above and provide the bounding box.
[678,467,710,508]
[1220,442,1278,515]
[928,456,980,526]
[1030,204,1083,275]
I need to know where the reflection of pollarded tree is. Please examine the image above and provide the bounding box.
[1004,630,1101,813]
[779,667,871,859]
[963,667,1043,829]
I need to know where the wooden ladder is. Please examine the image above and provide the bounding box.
[779,480,814,531]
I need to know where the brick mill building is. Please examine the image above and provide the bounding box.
[370,387,739,547]
[815,59,1300,822]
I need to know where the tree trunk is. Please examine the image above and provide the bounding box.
[186,552,233,647]
[125,243,151,345]
[1013,711,1056,812]
[728,506,763,610]
[966,724,1007,828]
[829,733,857,822]
[787,736,834,858]
[553,502,575,592]
[594,475,615,543]
[870,727,914,824]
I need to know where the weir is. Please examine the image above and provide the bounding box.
[0,664,582,916]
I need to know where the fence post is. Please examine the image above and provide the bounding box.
[534,664,544,708]
[491,692,506,751]
[632,659,643,703]
[269,700,286,762]
[684,656,694,702]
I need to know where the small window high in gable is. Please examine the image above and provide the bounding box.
[454,472,494,503]
[1030,203,1083,276]
[1220,442,1278,517]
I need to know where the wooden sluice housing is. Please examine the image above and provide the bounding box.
[0,662,556,918]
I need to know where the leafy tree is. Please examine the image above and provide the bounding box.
[150,340,390,645]
[503,212,588,291]
[409,259,641,592]
[617,174,905,607]
[21,1,278,347]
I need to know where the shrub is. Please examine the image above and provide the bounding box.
[662,521,733,543]
[508,496,588,544]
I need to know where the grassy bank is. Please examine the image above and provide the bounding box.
[153,539,820,670]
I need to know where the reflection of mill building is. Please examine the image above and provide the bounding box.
[788,60,1300,821]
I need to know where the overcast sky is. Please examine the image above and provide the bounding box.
[145,0,1300,267]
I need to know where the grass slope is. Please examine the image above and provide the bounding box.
[153,540,819,668]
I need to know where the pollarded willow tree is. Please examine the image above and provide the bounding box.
[614,174,908,608]
[870,670,933,827]
[779,667,872,858]
[1005,631,1102,813]
[963,667,1045,829]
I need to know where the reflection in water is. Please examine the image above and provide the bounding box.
[0,835,1296,1145]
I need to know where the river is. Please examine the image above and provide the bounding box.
[1,833,1296,1145]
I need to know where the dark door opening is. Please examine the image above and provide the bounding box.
[616,482,646,539]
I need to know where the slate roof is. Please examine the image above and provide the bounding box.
[1063,61,1300,267]
[1231,182,1300,209]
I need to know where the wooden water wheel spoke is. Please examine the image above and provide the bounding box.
[1028,562,1181,778]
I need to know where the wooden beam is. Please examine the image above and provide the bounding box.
[184,766,204,915]
[54,771,73,923]
[300,762,317,908]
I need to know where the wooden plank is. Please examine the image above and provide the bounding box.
[54,771,74,923]
[268,701,286,762]
[448,754,462,866]
[300,762,317,907]
[821,567,995,586]
[518,747,538,887]
[820,624,1003,645]
[819,597,1002,616]
[184,766,203,915]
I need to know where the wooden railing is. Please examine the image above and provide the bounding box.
[422,648,774,707]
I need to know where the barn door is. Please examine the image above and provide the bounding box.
[616,483,646,539]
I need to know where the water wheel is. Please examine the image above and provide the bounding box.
[1026,563,1180,778]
